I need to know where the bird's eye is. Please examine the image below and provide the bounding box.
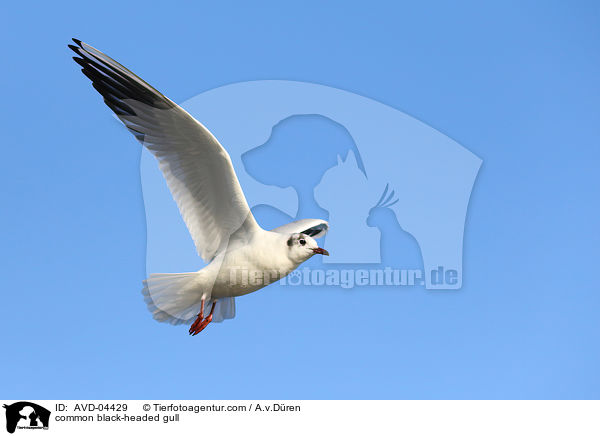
[299,239,306,246]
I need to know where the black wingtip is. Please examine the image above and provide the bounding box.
[72,56,86,67]
[72,38,82,46]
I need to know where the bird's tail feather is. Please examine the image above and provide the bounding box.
[142,273,235,325]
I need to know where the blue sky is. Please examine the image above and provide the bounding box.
[1,1,599,399]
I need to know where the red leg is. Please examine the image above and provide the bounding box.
[189,299,216,336]
[189,300,205,334]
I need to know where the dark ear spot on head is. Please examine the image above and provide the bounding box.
[287,237,293,247]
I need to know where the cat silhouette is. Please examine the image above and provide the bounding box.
[315,150,381,263]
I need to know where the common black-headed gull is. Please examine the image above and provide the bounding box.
[69,39,330,335]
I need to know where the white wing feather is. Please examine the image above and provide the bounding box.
[271,218,329,238]
[70,40,260,261]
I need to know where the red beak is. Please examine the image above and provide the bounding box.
[312,247,329,256]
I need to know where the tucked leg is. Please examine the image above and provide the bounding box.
[189,300,205,334]
[189,299,216,336]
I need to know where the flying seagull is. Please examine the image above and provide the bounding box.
[69,39,330,335]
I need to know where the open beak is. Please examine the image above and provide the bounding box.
[312,247,329,256]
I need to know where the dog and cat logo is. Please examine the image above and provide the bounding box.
[3,402,50,433]
[143,81,482,296]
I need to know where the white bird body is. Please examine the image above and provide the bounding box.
[193,230,300,300]
[70,39,330,334]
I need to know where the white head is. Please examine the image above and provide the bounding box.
[286,233,329,263]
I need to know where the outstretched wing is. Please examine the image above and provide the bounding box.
[69,39,261,261]
[271,218,329,238]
